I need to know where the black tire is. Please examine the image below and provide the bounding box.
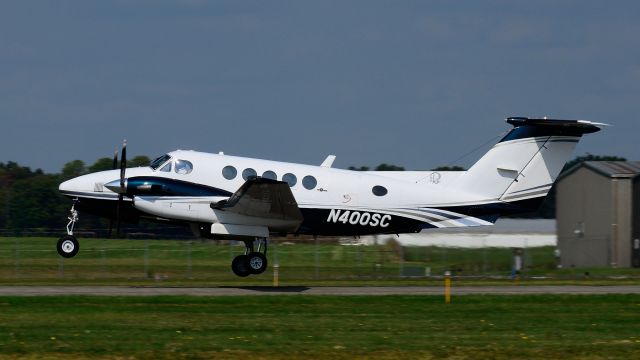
[247,252,268,274]
[231,255,251,277]
[57,235,79,258]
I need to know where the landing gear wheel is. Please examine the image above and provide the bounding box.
[247,252,268,274]
[57,235,79,258]
[231,255,251,277]
[230,237,269,277]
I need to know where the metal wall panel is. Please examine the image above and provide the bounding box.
[557,167,613,267]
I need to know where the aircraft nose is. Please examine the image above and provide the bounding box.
[58,171,121,196]
[59,177,80,194]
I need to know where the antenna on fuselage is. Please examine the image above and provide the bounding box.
[321,155,336,168]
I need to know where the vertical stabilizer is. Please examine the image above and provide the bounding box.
[453,117,604,206]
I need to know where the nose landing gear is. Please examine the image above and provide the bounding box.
[57,200,80,258]
[231,238,268,277]
[57,234,79,258]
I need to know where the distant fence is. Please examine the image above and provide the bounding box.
[0,235,598,283]
[0,227,194,240]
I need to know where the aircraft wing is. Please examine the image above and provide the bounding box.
[213,177,303,232]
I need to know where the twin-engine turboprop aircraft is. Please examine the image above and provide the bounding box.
[58,117,605,277]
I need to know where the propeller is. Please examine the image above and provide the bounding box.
[120,140,127,188]
[115,140,127,237]
[107,147,119,237]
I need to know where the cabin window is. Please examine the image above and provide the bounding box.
[159,162,172,172]
[372,185,388,196]
[222,166,237,180]
[282,173,297,187]
[242,168,257,180]
[302,175,317,190]
[174,160,193,174]
[262,170,277,180]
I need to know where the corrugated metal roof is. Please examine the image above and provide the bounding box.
[582,161,640,178]
[557,160,640,182]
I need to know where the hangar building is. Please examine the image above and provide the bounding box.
[556,161,640,268]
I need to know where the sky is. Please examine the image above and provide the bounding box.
[1,0,639,173]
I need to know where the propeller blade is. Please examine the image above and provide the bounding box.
[108,219,114,238]
[115,193,122,237]
[120,139,127,187]
[112,148,118,170]
[116,140,127,238]
[109,147,118,237]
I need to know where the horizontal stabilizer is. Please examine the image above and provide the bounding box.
[501,117,607,142]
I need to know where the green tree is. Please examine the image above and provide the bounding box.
[60,160,86,181]
[348,164,405,171]
[430,166,465,171]
[374,163,405,171]
[1,161,39,181]
[129,155,151,168]
[7,174,67,230]
[0,162,42,229]
[87,155,150,173]
[347,166,370,171]
[88,157,116,173]
[0,169,7,229]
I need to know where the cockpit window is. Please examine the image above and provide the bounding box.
[160,162,172,172]
[175,160,193,174]
[150,154,172,170]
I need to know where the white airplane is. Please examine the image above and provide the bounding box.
[58,117,605,277]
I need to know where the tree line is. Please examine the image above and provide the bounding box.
[0,154,627,232]
[0,155,150,233]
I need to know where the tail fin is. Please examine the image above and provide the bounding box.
[453,117,605,208]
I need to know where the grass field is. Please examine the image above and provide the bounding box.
[1,237,639,286]
[2,237,640,359]
[0,295,639,359]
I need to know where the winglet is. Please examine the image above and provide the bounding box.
[321,155,336,168]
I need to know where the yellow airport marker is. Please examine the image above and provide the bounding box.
[444,271,452,304]
[273,264,280,287]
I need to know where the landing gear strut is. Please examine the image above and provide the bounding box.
[57,199,80,258]
[231,238,268,277]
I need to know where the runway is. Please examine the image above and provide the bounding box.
[0,285,639,296]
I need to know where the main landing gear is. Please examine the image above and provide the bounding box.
[231,238,268,277]
[57,200,80,258]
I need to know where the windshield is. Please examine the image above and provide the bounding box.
[150,154,172,170]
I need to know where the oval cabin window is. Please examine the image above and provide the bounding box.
[372,185,388,196]
[242,168,257,180]
[302,175,317,190]
[222,166,237,180]
[262,170,277,180]
[282,173,297,187]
